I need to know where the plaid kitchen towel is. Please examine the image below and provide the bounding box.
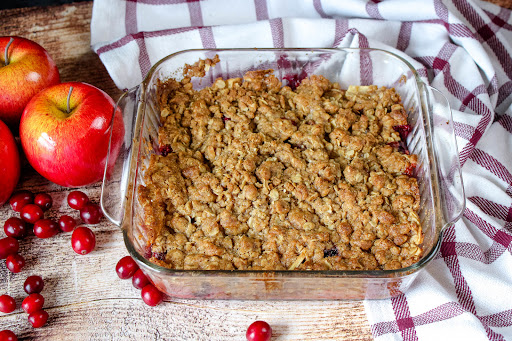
[90,0,512,339]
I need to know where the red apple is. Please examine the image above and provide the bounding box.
[0,119,21,205]
[0,36,60,130]
[19,82,124,188]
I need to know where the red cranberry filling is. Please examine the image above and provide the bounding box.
[158,144,172,156]
[387,141,410,155]
[152,251,166,261]
[393,124,412,140]
[323,247,339,258]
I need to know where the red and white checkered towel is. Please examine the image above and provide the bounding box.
[91,0,512,339]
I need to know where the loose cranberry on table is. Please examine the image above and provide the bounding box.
[3,217,27,239]
[0,330,17,341]
[246,321,272,341]
[24,275,44,295]
[22,293,44,314]
[5,254,25,273]
[28,310,48,328]
[33,219,59,239]
[67,190,89,210]
[116,256,139,279]
[71,226,96,255]
[132,269,150,290]
[0,237,19,259]
[0,294,16,314]
[58,215,77,232]
[79,203,103,224]
[20,204,44,224]
[141,284,163,307]
[33,193,52,211]
[8,190,34,212]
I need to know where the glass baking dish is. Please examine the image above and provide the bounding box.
[100,48,465,300]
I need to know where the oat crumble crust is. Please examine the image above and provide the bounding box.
[138,62,423,271]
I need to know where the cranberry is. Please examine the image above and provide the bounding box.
[6,254,25,273]
[79,203,103,224]
[24,275,44,294]
[22,293,44,314]
[152,251,166,261]
[393,124,412,140]
[283,71,308,90]
[323,247,339,258]
[132,269,150,290]
[71,226,96,255]
[158,144,172,156]
[404,164,416,176]
[0,330,17,341]
[67,191,89,210]
[28,310,48,328]
[33,219,59,239]
[8,190,34,212]
[115,256,139,279]
[33,193,52,211]
[0,237,19,259]
[246,321,272,341]
[20,204,44,224]
[0,295,16,313]
[58,215,77,232]
[141,284,163,307]
[3,217,27,239]
[387,141,409,155]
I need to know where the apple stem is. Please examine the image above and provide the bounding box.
[67,86,73,114]
[4,37,14,66]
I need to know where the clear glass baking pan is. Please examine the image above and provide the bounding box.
[100,48,465,300]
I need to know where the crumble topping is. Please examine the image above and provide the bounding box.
[138,65,423,271]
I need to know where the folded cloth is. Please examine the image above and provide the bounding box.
[91,0,512,339]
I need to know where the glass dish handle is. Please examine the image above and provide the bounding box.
[427,85,466,229]
[101,87,140,227]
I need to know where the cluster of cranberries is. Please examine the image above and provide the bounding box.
[0,191,55,274]
[115,256,163,307]
[0,190,102,337]
[66,190,99,255]
[1,190,101,264]
[0,275,47,339]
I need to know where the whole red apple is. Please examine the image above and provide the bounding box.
[19,82,124,188]
[0,36,60,130]
[0,119,21,205]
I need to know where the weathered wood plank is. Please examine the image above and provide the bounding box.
[0,298,372,340]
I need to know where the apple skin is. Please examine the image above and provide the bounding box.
[0,36,60,130]
[0,119,21,205]
[19,82,125,188]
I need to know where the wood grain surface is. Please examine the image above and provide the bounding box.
[0,2,373,340]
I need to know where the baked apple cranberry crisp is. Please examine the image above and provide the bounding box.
[138,59,423,271]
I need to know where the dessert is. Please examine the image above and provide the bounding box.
[138,58,422,271]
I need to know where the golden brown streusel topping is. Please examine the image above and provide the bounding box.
[183,55,220,78]
[138,69,423,271]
